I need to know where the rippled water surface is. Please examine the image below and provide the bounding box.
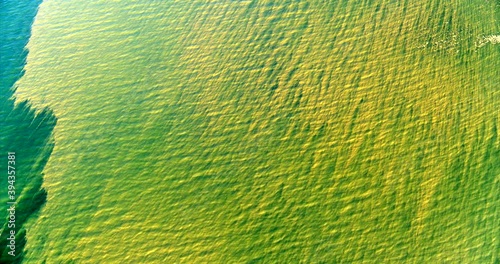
[10,0,500,262]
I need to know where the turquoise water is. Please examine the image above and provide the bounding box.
[3,0,500,263]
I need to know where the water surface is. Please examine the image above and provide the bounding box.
[14,0,500,262]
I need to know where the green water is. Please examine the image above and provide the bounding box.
[1,0,55,263]
[11,0,500,263]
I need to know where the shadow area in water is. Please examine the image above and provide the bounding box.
[1,0,57,263]
[0,101,56,264]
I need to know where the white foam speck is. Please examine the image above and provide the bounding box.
[476,35,500,47]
